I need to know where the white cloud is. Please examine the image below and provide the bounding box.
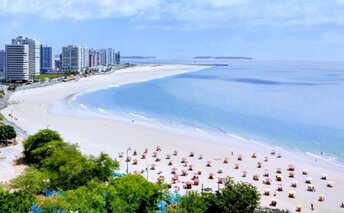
[0,0,343,28]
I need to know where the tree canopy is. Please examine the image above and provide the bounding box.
[0,124,16,146]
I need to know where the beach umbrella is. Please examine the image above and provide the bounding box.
[234,163,240,169]
[208,172,215,179]
[257,162,262,168]
[305,177,312,184]
[319,194,325,201]
[263,169,269,177]
[327,180,334,187]
[166,154,171,159]
[277,183,283,191]
[276,168,282,174]
[173,150,178,156]
[288,171,295,178]
[307,184,315,192]
[133,150,138,156]
[253,174,259,181]
[198,154,203,160]
[276,174,283,181]
[237,155,243,161]
[157,176,165,182]
[288,164,295,171]
[143,148,148,154]
[126,156,132,162]
[181,157,187,163]
[321,173,327,180]
[155,146,161,151]
[264,156,269,162]
[189,152,194,157]
[288,191,296,198]
[291,180,298,187]
[206,161,212,167]
[277,153,282,158]
[181,170,188,176]
[188,164,193,171]
[223,157,229,164]
[168,160,173,166]
[150,164,156,170]
[193,178,200,185]
[264,178,271,185]
[271,149,276,155]
[270,198,278,206]
[132,159,138,165]
[192,174,199,180]
[296,204,302,212]
[217,168,223,174]
[141,154,146,159]
[152,151,158,157]
[252,153,257,158]
[302,169,308,175]
[264,188,271,195]
[197,168,203,175]
[242,170,247,177]
[218,177,225,184]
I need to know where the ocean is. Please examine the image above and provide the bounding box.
[71,59,344,164]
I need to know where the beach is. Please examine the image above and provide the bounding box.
[1,64,344,212]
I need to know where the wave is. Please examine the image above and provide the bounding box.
[128,112,150,121]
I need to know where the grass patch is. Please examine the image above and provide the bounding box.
[36,73,65,81]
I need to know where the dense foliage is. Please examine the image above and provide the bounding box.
[0,124,16,146]
[167,178,260,213]
[0,188,35,212]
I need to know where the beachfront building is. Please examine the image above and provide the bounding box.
[0,50,5,72]
[61,45,89,72]
[0,50,5,80]
[5,44,30,82]
[115,51,120,64]
[11,36,40,80]
[40,45,55,73]
[89,48,119,67]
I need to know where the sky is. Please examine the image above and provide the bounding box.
[0,0,343,60]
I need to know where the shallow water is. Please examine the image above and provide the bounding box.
[72,60,344,163]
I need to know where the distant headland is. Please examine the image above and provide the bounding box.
[194,56,253,60]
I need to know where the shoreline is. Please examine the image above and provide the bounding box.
[1,64,344,212]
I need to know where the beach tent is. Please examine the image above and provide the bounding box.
[113,170,125,178]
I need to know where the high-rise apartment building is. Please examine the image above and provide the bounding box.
[5,44,30,82]
[40,45,55,73]
[61,45,89,72]
[0,50,5,72]
[12,36,40,79]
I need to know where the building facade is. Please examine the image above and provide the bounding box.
[0,50,5,72]
[12,36,40,79]
[61,45,89,72]
[40,46,55,73]
[5,44,30,82]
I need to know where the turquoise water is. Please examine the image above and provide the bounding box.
[72,60,344,163]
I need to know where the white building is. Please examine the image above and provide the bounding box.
[12,36,40,79]
[62,45,89,72]
[5,44,30,82]
[40,46,55,72]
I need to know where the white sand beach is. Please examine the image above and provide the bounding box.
[1,64,344,212]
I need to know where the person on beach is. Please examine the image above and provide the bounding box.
[311,203,314,211]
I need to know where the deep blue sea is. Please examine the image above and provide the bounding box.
[72,60,344,163]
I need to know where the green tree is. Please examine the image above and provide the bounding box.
[89,152,119,181]
[174,191,208,213]
[0,188,35,212]
[0,125,16,146]
[29,140,65,167]
[39,180,107,213]
[9,167,49,195]
[206,178,260,213]
[106,174,164,212]
[41,144,94,190]
[24,129,63,163]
